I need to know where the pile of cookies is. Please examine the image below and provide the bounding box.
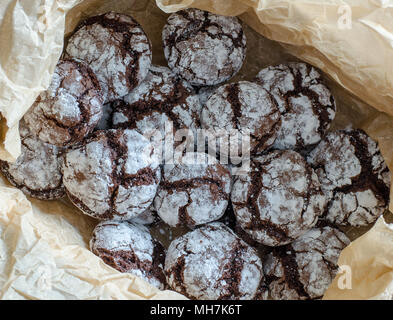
[0,9,391,300]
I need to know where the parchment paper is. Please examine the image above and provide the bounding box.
[0,0,393,300]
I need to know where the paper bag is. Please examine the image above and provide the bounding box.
[0,0,393,300]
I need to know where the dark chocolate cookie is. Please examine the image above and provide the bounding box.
[307,129,391,226]
[66,12,152,102]
[264,226,350,300]
[111,65,201,143]
[165,222,265,300]
[162,8,246,86]
[153,152,232,228]
[90,220,166,289]
[62,129,161,220]
[255,62,336,152]
[232,150,326,246]
[0,122,65,200]
[201,81,281,158]
[24,59,104,147]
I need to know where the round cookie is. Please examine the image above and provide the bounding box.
[24,59,104,147]
[201,81,281,158]
[153,152,231,228]
[165,222,265,300]
[0,122,65,200]
[111,65,201,145]
[255,62,336,152]
[307,129,391,227]
[66,12,152,102]
[162,8,246,86]
[264,225,350,300]
[90,220,166,289]
[62,129,161,220]
[231,150,326,246]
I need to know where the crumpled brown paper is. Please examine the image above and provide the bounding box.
[0,175,185,300]
[0,0,393,300]
[323,217,393,300]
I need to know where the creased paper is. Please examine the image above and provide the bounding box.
[0,0,393,300]
[323,217,393,300]
[0,175,185,300]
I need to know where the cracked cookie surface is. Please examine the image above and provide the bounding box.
[264,225,350,300]
[201,81,281,158]
[255,62,336,152]
[232,150,326,246]
[90,220,166,289]
[164,222,265,300]
[111,65,201,142]
[24,59,104,147]
[62,129,161,220]
[66,12,152,102]
[153,152,231,228]
[307,129,391,227]
[162,8,246,86]
[0,122,65,200]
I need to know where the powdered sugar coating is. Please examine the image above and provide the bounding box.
[62,129,161,220]
[0,122,65,200]
[66,12,152,103]
[111,65,201,140]
[307,129,391,227]
[264,226,350,300]
[255,62,336,152]
[24,59,103,146]
[163,8,246,86]
[165,222,264,300]
[201,81,281,157]
[90,220,166,289]
[154,152,231,228]
[232,150,326,246]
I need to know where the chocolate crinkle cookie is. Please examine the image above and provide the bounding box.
[201,81,281,158]
[307,129,391,227]
[62,129,161,220]
[90,220,166,289]
[232,150,326,246]
[66,12,152,102]
[264,225,350,300]
[0,122,65,200]
[153,152,232,228]
[162,8,246,86]
[24,59,104,147]
[165,222,266,300]
[255,62,336,152]
[111,65,201,140]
